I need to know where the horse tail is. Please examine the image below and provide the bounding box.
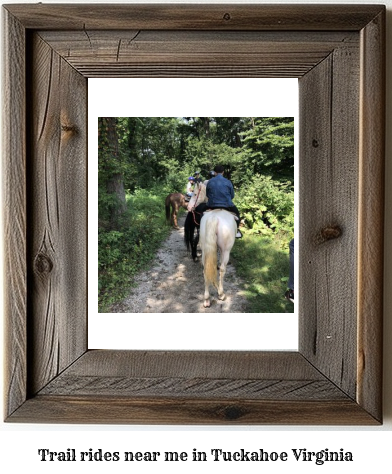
[165,195,171,223]
[202,215,218,288]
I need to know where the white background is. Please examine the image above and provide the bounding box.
[1,0,391,473]
[88,78,299,351]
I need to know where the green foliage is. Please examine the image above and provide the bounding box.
[230,232,293,313]
[98,117,128,228]
[183,137,238,181]
[120,117,183,190]
[238,117,294,182]
[98,186,171,311]
[159,158,190,194]
[235,174,294,239]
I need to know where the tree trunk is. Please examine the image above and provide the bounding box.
[101,117,127,227]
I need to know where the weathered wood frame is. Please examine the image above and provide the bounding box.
[3,4,384,424]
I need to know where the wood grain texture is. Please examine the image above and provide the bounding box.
[27,33,87,395]
[38,351,347,400]
[357,9,385,422]
[60,350,325,379]
[9,396,379,425]
[38,30,358,78]
[2,9,27,419]
[2,4,384,425]
[4,4,384,30]
[9,351,379,424]
[39,377,347,400]
[299,40,360,399]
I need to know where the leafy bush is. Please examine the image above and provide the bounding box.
[239,118,294,181]
[230,233,293,313]
[98,185,172,311]
[158,158,190,194]
[183,137,238,180]
[235,174,294,239]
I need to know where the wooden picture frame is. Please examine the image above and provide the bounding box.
[3,4,385,424]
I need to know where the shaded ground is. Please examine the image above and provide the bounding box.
[112,214,248,313]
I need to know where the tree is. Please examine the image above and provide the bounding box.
[214,117,245,148]
[98,117,127,229]
[238,117,294,183]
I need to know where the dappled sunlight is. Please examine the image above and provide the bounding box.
[112,216,248,313]
[231,233,294,313]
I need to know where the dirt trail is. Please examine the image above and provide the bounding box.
[112,214,248,313]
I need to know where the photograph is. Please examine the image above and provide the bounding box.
[98,117,294,313]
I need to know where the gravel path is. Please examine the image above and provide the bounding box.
[112,214,248,313]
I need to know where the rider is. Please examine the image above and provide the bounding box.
[203,170,215,187]
[206,165,242,238]
[193,171,202,184]
[186,177,194,200]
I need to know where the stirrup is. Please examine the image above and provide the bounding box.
[236,230,243,238]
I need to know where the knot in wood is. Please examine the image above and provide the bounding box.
[223,12,231,21]
[315,225,342,245]
[61,124,77,133]
[223,405,243,420]
[312,139,319,148]
[34,252,53,275]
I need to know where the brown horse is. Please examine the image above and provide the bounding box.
[165,193,188,229]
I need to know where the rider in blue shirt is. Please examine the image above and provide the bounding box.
[206,165,242,238]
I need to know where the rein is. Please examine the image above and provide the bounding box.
[192,209,202,226]
[194,185,202,206]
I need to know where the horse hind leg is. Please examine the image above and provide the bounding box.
[217,249,230,301]
[197,228,201,258]
[203,275,211,308]
[203,259,219,307]
[192,228,200,261]
[172,203,180,229]
[203,259,213,308]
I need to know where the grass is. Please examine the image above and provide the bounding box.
[230,231,293,313]
[98,188,293,313]
[98,189,172,312]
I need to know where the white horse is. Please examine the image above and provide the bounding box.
[199,209,237,307]
[187,181,207,211]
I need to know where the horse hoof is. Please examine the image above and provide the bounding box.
[218,294,226,301]
[204,301,211,308]
[174,226,180,230]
